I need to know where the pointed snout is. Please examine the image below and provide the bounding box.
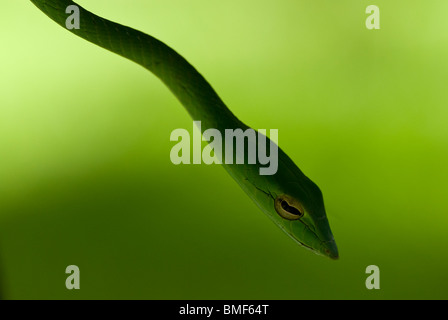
[320,239,339,260]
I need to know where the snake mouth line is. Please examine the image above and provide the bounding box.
[285,220,337,258]
[296,238,338,259]
[295,239,315,251]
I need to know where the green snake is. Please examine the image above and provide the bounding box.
[30,0,338,259]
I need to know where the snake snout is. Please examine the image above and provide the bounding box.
[321,240,339,260]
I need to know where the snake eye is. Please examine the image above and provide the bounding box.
[274,195,304,220]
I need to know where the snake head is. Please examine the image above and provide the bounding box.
[267,173,339,259]
[250,150,339,260]
[273,187,339,260]
[242,145,339,259]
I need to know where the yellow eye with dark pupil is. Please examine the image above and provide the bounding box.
[274,195,304,220]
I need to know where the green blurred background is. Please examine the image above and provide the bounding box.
[1,0,447,299]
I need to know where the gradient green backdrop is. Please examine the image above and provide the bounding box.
[1,0,447,299]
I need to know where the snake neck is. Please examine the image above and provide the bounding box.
[31,0,243,132]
